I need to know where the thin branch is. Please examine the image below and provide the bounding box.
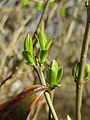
[34,65,59,120]
[33,0,50,46]
[64,0,82,43]
[76,1,90,120]
[0,59,25,88]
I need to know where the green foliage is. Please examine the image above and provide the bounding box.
[36,31,47,50]
[84,64,90,80]
[34,2,42,11]
[24,34,34,56]
[72,62,90,81]
[20,0,29,6]
[22,51,34,65]
[72,62,79,80]
[60,7,66,18]
[22,34,34,65]
[46,60,63,89]
[36,30,52,64]
[45,39,53,50]
[40,50,48,64]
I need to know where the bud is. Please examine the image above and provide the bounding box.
[40,50,48,64]
[22,34,34,65]
[72,62,90,81]
[37,31,47,50]
[36,30,53,63]
[46,60,63,89]
[84,64,90,80]
[72,63,79,80]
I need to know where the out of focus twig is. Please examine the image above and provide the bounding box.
[64,0,82,43]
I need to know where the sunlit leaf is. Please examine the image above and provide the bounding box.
[22,50,34,64]
[40,50,48,63]
[36,31,47,50]
[45,39,52,50]
[57,67,63,83]
[72,62,79,80]
[84,64,90,80]
[24,34,34,58]
[50,60,58,78]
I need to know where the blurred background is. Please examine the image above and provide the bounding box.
[0,0,90,120]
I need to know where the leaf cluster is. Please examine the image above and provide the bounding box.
[36,30,52,63]
[46,60,63,89]
[72,62,90,81]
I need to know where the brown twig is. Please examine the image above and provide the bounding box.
[76,1,90,120]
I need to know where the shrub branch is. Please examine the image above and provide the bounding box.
[34,65,59,120]
[76,1,90,120]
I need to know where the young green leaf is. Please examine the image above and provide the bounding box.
[57,67,63,83]
[49,68,56,83]
[24,34,34,58]
[34,2,42,11]
[46,68,57,89]
[50,60,58,78]
[40,50,48,64]
[45,39,53,50]
[36,31,47,50]
[72,63,79,80]
[84,64,90,80]
[0,85,50,120]
[46,60,63,89]
[22,51,34,64]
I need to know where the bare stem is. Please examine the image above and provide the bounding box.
[33,0,50,46]
[76,1,90,120]
[48,91,55,120]
[34,65,59,120]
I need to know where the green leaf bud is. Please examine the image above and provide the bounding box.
[57,67,63,83]
[24,34,34,58]
[22,51,34,65]
[72,63,79,80]
[40,50,48,64]
[45,39,52,50]
[50,60,58,78]
[84,64,90,80]
[46,60,63,89]
[36,31,47,50]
